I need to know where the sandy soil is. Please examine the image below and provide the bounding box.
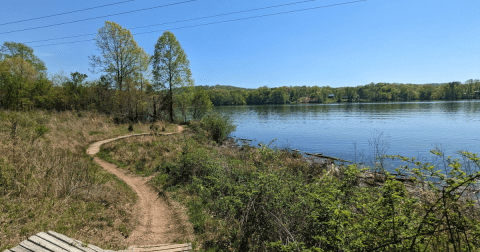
[86,126,194,246]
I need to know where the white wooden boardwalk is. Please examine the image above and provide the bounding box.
[3,231,191,252]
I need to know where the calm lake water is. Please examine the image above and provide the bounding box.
[214,100,480,169]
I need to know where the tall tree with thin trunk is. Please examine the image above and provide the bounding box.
[152,31,193,123]
[89,21,149,91]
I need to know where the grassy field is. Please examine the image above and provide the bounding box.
[0,110,165,250]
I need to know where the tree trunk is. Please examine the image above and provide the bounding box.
[153,96,157,121]
[169,75,173,123]
[169,88,173,123]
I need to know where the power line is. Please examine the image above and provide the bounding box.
[32,0,368,48]
[134,1,368,35]
[0,0,136,26]
[0,0,197,35]
[129,0,319,31]
[25,0,318,44]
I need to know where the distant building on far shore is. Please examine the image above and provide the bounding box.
[298,96,318,103]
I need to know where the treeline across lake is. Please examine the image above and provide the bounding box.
[202,81,480,106]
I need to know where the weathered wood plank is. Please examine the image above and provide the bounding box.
[46,231,80,246]
[128,244,191,249]
[120,244,192,252]
[131,244,191,251]
[71,240,104,252]
[36,233,85,252]
[20,240,51,252]
[127,245,170,249]
[10,245,32,252]
[150,247,190,252]
[2,249,13,252]
[46,231,98,252]
[119,249,190,252]
[28,235,67,252]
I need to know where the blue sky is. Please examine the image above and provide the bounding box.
[1,0,479,88]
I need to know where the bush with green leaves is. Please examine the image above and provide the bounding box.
[178,147,480,251]
[200,113,236,144]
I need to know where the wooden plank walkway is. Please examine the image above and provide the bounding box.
[2,231,191,252]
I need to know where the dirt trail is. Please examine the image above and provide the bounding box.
[86,125,192,246]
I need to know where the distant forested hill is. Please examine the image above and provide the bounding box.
[196,81,480,106]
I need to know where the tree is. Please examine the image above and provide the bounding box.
[0,57,38,110]
[152,31,193,122]
[0,42,47,74]
[89,21,149,91]
[176,88,193,122]
[62,72,88,110]
[344,87,357,102]
[191,88,213,119]
[447,81,460,100]
[268,88,289,104]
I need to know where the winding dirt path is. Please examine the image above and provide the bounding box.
[86,126,192,246]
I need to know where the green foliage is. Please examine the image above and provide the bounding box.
[177,142,480,250]
[118,224,131,238]
[152,31,193,122]
[200,113,236,144]
[191,88,213,119]
[0,41,47,73]
[268,88,289,104]
[0,56,52,110]
[32,125,48,143]
[175,87,193,122]
[169,140,218,185]
[89,21,149,92]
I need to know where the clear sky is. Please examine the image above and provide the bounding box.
[1,0,479,88]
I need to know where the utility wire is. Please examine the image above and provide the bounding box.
[0,0,196,35]
[129,0,319,31]
[133,0,368,36]
[0,0,136,26]
[32,0,367,48]
[25,0,318,44]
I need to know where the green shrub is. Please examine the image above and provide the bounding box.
[34,125,48,137]
[176,141,218,183]
[200,113,236,144]
[151,173,170,188]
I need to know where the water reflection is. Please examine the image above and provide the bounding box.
[214,100,480,169]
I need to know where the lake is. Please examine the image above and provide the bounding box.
[214,100,480,169]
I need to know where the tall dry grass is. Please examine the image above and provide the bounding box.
[0,110,151,250]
